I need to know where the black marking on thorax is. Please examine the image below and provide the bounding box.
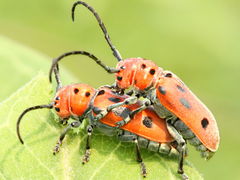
[165,73,172,77]
[85,92,91,97]
[74,88,79,94]
[149,69,155,75]
[141,64,146,69]
[97,90,105,96]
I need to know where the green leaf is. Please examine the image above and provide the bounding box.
[0,36,203,179]
[0,36,76,102]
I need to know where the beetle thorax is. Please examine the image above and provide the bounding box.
[53,84,96,119]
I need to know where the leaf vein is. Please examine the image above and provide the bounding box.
[8,128,57,180]
[89,142,121,180]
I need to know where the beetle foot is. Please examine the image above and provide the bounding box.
[82,149,91,164]
[53,141,61,155]
[178,170,189,180]
[140,162,147,178]
[181,173,189,180]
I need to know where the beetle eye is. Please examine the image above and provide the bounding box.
[117,76,123,81]
[55,107,60,112]
[120,66,125,70]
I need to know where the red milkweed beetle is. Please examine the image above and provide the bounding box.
[17,56,186,178]
[49,0,220,173]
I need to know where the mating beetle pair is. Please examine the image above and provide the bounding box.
[17,65,180,178]
[17,1,220,179]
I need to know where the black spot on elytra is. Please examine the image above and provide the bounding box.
[74,88,79,94]
[55,107,60,112]
[141,64,146,69]
[149,69,155,75]
[108,97,121,103]
[179,98,191,109]
[142,117,152,128]
[85,92,90,97]
[165,73,172,78]
[201,118,209,129]
[55,96,60,100]
[158,86,166,95]
[97,90,105,96]
[117,76,122,81]
[176,85,185,92]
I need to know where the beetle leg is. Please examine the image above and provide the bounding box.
[115,116,131,128]
[53,121,81,155]
[114,98,151,128]
[100,83,117,90]
[59,118,68,125]
[126,89,134,96]
[114,106,141,128]
[166,119,188,180]
[135,138,147,177]
[117,131,147,177]
[107,96,138,110]
[131,99,152,116]
[82,125,93,164]
[94,96,138,120]
[133,98,151,115]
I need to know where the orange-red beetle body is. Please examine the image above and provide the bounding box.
[53,85,177,150]
[112,58,220,158]
[92,87,174,144]
[17,82,180,162]
[17,81,182,177]
[115,58,162,91]
[154,71,219,153]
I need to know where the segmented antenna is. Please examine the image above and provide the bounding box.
[49,50,120,83]
[72,1,122,61]
[16,104,53,144]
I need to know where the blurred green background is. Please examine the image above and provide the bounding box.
[0,0,239,179]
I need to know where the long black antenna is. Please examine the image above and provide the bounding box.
[49,50,120,83]
[53,66,62,92]
[72,1,122,61]
[16,104,53,144]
